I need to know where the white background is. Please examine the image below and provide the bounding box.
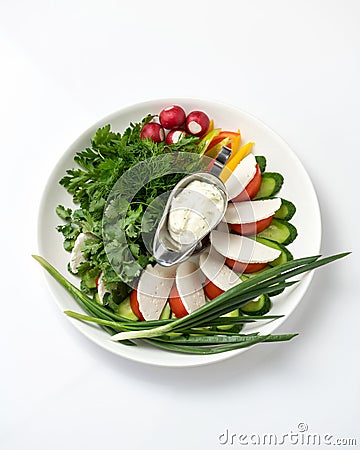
[1,1,359,449]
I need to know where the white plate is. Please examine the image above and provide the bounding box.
[37,98,321,367]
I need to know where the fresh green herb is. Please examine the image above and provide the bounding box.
[56,117,201,302]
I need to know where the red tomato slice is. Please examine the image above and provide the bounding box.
[229,215,274,236]
[226,257,268,274]
[204,279,224,300]
[169,286,188,318]
[130,289,145,321]
[232,164,262,202]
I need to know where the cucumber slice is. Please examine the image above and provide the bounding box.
[255,155,267,173]
[255,237,293,266]
[274,199,296,221]
[93,292,102,305]
[254,172,284,199]
[117,297,138,321]
[82,267,100,289]
[257,219,297,245]
[217,309,240,331]
[240,294,271,316]
[159,303,171,320]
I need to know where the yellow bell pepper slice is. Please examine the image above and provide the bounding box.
[220,142,255,182]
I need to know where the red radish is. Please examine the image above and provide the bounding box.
[169,286,188,318]
[130,289,145,321]
[229,215,274,236]
[185,110,210,137]
[226,258,268,274]
[159,105,186,129]
[232,164,262,202]
[140,123,165,143]
[165,128,186,145]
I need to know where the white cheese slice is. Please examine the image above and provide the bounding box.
[224,153,257,200]
[137,264,176,321]
[97,272,110,304]
[224,198,282,224]
[176,261,206,314]
[210,230,281,263]
[199,249,241,292]
[69,233,94,273]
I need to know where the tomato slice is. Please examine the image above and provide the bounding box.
[169,286,188,318]
[232,164,262,202]
[226,258,268,274]
[229,215,274,236]
[204,279,224,300]
[130,289,145,321]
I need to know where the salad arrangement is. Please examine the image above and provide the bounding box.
[34,104,348,355]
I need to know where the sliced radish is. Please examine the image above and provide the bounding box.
[140,123,165,143]
[159,105,186,129]
[165,128,186,145]
[224,153,258,200]
[97,272,110,304]
[175,261,206,314]
[185,111,210,137]
[69,233,94,273]
[224,198,281,235]
[199,249,241,292]
[137,264,176,320]
[210,230,281,264]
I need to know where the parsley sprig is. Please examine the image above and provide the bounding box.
[56,116,200,309]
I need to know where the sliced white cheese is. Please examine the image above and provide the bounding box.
[176,261,206,314]
[137,264,176,321]
[69,233,94,273]
[224,198,282,224]
[97,272,110,304]
[224,153,257,200]
[199,249,241,292]
[210,230,281,263]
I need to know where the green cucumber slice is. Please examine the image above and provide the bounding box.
[255,237,293,266]
[160,303,171,320]
[254,172,284,199]
[257,219,297,245]
[117,297,138,321]
[217,309,240,331]
[274,199,296,221]
[240,294,271,316]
